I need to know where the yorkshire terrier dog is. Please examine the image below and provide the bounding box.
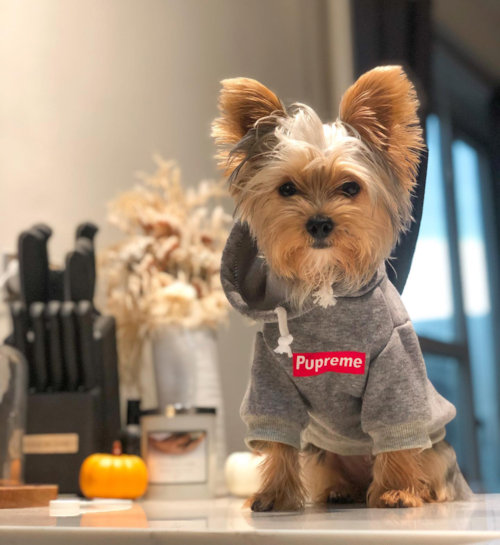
[214,66,471,509]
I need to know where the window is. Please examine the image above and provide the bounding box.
[402,42,500,492]
[404,115,454,343]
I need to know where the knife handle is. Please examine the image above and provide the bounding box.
[75,300,96,391]
[32,223,52,241]
[29,302,48,393]
[76,238,96,303]
[10,301,33,388]
[75,222,98,241]
[18,228,50,307]
[75,222,98,302]
[10,301,29,356]
[64,247,93,304]
[45,301,64,391]
[93,315,121,447]
[48,269,65,302]
[61,301,80,391]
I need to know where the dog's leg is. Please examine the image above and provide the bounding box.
[367,441,471,508]
[245,440,306,512]
[303,445,370,504]
[368,448,430,508]
[420,440,473,502]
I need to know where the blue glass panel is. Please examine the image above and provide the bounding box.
[402,115,455,342]
[453,140,499,491]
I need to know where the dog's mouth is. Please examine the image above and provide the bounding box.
[311,240,332,249]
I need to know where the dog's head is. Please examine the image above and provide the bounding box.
[212,67,424,305]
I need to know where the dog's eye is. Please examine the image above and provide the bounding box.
[341,181,360,197]
[279,181,297,197]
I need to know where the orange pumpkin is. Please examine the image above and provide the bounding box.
[79,441,148,499]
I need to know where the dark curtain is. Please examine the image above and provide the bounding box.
[490,89,500,264]
[351,0,432,293]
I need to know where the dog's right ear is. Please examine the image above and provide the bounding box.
[212,78,286,174]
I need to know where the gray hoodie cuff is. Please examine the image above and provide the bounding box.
[369,422,432,455]
[244,416,303,450]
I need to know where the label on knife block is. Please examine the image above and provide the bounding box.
[22,433,79,454]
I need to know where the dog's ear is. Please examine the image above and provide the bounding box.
[339,66,424,188]
[212,78,286,174]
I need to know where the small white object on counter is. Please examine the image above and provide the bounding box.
[224,451,263,497]
[49,499,133,517]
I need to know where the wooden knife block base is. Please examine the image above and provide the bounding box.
[0,485,58,509]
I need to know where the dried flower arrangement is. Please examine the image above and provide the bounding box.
[100,157,232,385]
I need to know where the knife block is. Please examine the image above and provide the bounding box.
[23,316,121,494]
[24,390,102,494]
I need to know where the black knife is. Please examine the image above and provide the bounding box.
[76,222,98,242]
[76,237,95,302]
[75,300,96,391]
[9,301,33,388]
[30,224,66,302]
[45,301,64,391]
[10,301,29,357]
[60,301,80,391]
[48,269,65,302]
[29,302,48,392]
[93,315,121,447]
[64,244,93,304]
[32,223,53,241]
[18,228,50,307]
[75,223,98,301]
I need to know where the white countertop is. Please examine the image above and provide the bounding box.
[1,495,500,544]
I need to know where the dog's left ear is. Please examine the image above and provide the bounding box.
[212,78,286,174]
[339,66,424,188]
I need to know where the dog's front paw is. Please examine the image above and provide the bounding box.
[327,490,361,504]
[313,484,366,505]
[246,492,303,512]
[245,493,276,512]
[251,498,275,512]
[377,490,424,508]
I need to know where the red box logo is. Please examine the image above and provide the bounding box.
[293,351,366,377]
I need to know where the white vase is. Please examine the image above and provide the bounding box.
[151,327,227,495]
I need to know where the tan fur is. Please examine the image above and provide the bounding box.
[212,69,422,305]
[237,157,394,305]
[339,66,424,192]
[305,442,465,509]
[419,440,470,502]
[247,441,463,511]
[245,441,464,511]
[211,70,465,511]
[211,78,286,173]
[367,443,463,508]
[368,449,432,507]
[246,440,306,512]
[303,448,370,504]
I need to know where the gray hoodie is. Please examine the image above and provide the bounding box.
[222,222,456,456]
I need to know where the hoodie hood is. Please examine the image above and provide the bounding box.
[220,221,387,323]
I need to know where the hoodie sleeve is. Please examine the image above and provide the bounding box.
[361,321,433,455]
[241,332,309,450]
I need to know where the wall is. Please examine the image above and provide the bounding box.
[0,0,350,454]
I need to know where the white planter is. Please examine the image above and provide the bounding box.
[152,327,227,495]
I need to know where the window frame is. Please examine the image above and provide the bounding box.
[417,36,500,488]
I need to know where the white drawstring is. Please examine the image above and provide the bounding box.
[274,306,293,358]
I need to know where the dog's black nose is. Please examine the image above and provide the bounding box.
[306,217,334,239]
